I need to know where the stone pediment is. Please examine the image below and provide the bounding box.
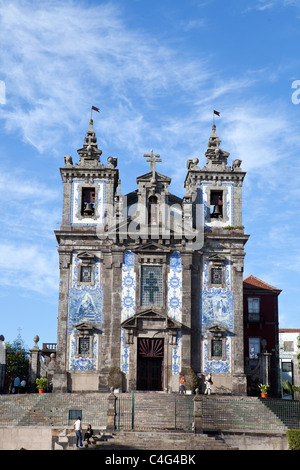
[133,241,168,253]
[136,171,171,184]
[74,321,98,331]
[207,324,228,337]
[121,309,181,331]
[208,254,227,262]
[77,251,96,261]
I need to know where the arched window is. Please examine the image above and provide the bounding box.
[148,195,158,225]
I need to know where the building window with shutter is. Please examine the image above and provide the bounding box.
[248,297,260,322]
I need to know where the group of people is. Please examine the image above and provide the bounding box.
[179,373,213,395]
[73,417,94,448]
[12,376,27,394]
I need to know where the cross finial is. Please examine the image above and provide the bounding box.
[144,149,162,179]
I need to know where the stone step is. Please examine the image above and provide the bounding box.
[67,430,238,451]
[133,393,188,430]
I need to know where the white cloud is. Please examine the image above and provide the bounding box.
[0,0,212,152]
[0,166,61,241]
[0,242,58,295]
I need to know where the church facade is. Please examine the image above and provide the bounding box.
[52,118,249,394]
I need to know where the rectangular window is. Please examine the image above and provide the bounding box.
[78,337,90,356]
[248,297,260,313]
[68,410,82,424]
[141,266,163,306]
[284,341,294,352]
[282,362,292,373]
[249,338,260,364]
[210,190,223,218]
[80,266,92,283]
[81,187,95,216]
[248,298,260,322]
[212,339,222,357]
[211,267,222,285]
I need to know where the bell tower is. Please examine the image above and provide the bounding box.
[53,119,119,392]
[185,124,249,394]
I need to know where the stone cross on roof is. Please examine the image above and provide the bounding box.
[144,149,162,180]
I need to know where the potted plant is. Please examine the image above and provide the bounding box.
[36,377,47,394]
[258,384,270,398]
[108,366,123,393]
[184,368,198,395]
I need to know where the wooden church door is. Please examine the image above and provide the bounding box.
[137,338,164,391]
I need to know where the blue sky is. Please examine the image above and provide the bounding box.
[0,0,300,349]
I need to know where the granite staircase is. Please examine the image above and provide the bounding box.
[71,429,238,451]
[133,392,187,430]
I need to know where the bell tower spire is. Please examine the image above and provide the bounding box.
[77,118,102,167]
[205,124,229,170]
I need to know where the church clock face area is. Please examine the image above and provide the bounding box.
[53,118,249,395]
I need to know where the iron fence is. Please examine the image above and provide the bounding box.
[174,393,193,431]
[0,394,109,428]
[1,393,300,433]
[116,393,134,430]
[201,397,300,432]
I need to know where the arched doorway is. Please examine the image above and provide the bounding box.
[137,338,164,391]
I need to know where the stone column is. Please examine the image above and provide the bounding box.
[110,250,123,369]
[52,251,71,392]
[232,256,247,395]
[181,253,193,372]
[106,392,117,433]
[29,335,41,390]
[259,352,272,386]
[193,395,204,434]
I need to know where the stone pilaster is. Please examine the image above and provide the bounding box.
[52,251,71,392]
[181,253,193,372]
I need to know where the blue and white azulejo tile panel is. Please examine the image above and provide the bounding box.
[121,251,136,322]
[68,333,101,372]
[168,252,182,375]
[200,255,234,374]
[202,336,232,374]
[172,331,182,376]
[120,251,136,374]
[121,329,129,375]
[168,251,182,323]
[67,252,103,372]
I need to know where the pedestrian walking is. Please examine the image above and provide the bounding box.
[204,373,213,395]
[179,375,186,395]
[13,376,20,394]
[20,378,26,393]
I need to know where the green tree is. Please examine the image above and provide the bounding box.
[5,339,29,390]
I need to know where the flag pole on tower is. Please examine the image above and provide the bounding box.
[213,109,220,126]
[91,106,100,119]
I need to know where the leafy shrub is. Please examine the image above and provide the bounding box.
[108,366,123,390]
[286,430,300,450]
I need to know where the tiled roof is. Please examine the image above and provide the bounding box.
[279,329,300,333]
[243,275,281,292]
